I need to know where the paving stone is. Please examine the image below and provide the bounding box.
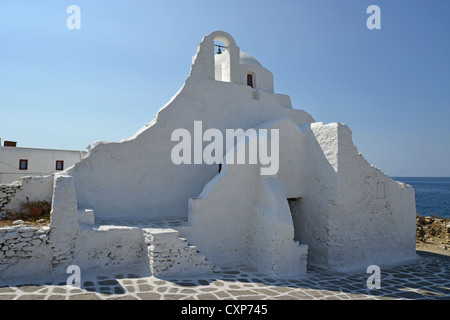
[137,292,161,299]
[228,284,241,289]
[17,294,47,300]
[164,294,188,300]
[252,288,280,297]
[19,286,42,293]
[180,288,196,294]
[107,295,139,300]
[69,293,101,300]
[51,287,67,294]
[288,291,317,299]
[0,287,14,293]
[196,293,219,300]
[227,290,258,297]
[156,286,168,293]
[138,284,153,292]
[125,286,136,293]
[272,286,296,293]
[211,280,225,286]
[114,287,126,294]
[46,295,67,300]
[68,288,83,294]
[135,279,148,284]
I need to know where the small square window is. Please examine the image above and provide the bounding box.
[56,160,64,171]
[19,159,28,170]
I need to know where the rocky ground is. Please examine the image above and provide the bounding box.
[0,218,49,228]
[416,215,450,256]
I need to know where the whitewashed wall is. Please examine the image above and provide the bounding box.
[68,31,314,221]
[294,122,417,271]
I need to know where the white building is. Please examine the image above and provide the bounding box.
[0,145,86,184]
[0,31,418,280]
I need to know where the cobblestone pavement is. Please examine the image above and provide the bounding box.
[0,251,448,300]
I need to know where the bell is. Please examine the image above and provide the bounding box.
[217,46,222,55]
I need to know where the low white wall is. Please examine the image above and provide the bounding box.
[0,175,54,219]
[72,225,149,274]
[0,225,52,279]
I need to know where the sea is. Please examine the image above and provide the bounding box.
[393,177,450,218]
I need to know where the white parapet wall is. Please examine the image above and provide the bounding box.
[0,175,54,219]
[0,224,52,278]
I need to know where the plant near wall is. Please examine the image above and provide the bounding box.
[22,200,52,219]
[2,200,51,223]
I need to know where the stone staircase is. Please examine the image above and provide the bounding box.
[142,228,216,277]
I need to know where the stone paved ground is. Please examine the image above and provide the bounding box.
[0,251,448,301]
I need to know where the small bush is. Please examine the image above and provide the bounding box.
[3,200,51,223]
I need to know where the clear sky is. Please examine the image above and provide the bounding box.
[1,0,449,177]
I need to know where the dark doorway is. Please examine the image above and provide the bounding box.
[287,197,302,242]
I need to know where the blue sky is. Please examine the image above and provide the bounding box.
[1,0,449,177]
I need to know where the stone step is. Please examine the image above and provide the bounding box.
[142,228,214,277]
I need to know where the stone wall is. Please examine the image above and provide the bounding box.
[0,182,22,219]
[0,223,51,275]
[143,228,215,277]
[0,176,53,219]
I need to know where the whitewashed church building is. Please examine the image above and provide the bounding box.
[0,31,417,280]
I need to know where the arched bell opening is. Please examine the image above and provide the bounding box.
[214,38,231,82]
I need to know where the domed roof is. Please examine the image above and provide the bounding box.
[239,51,262,67]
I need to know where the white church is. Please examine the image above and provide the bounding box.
[0,31,417,279]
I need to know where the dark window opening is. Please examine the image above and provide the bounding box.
[247,73,254,88]
[287,197,302,242]
[19,159,28,170]
[56,160,64,171]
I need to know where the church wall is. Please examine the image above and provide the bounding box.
[296,122,418,271]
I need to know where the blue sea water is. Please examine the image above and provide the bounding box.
[393,177,450,218]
